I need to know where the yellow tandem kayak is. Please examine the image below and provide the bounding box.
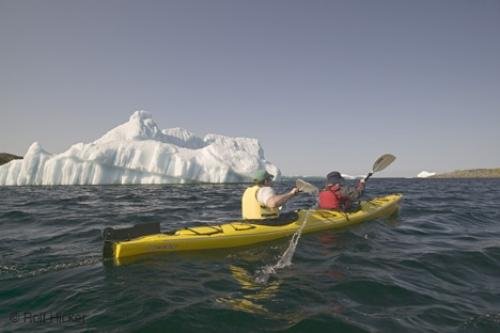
[103,194,401,264]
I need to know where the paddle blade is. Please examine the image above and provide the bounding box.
[372,154,396,173]
[296,179,319,194]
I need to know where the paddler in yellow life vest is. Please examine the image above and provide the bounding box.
[242,170,299,220]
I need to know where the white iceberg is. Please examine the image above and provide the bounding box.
[0,111,280,185]
[341,173,367,180]
[417,171,436,178]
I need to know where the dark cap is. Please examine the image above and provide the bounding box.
[326,171,344,184]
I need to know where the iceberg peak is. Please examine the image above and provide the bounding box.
[26,142,43,155]
[130,110,153,121]
[95,110,161,144]
[25,142,51,157]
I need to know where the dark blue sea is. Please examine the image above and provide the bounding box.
[1,179,499,332]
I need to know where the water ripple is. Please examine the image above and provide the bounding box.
[0,179,499,332]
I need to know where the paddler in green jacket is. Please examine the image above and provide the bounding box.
[242,170,299,220]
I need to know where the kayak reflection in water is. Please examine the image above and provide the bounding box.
[216,265,281,316]
[241,170,299,220]
[318,171,365,211]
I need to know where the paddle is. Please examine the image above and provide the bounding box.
[296,179,319,194]
[295,153,396,191]
[364,154,396,181]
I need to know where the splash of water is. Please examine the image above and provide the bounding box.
[0,256,101,281]
[255,210,311,284]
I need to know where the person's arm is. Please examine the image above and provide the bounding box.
[266,187,299,208]
[340,179,365,202]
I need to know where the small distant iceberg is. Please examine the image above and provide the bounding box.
[417,171,436,178]
[0,111,280,185]
[341,173,365,180]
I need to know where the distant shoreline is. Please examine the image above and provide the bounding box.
[0,153,22,166]
[431,168,500,178]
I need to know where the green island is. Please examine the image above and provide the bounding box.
[432,168,500,178]
[0,153,23,166]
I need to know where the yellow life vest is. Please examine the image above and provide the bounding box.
[241,185,279,219]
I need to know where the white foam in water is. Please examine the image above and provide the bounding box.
[255,210,312,284]
[0,256,101,280]
[0,111,280,185]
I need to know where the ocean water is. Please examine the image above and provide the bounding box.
[1,179,499,332]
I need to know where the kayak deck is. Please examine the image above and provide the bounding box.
[103,194,402,264]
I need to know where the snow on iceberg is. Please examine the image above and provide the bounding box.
[417,171,436,178]
[0,111,280,185]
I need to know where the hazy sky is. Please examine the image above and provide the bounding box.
[1,0,499,177]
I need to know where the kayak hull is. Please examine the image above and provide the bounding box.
[106,194,401,264]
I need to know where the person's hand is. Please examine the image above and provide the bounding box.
[360,178,366,184]
[290,187,300,195]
